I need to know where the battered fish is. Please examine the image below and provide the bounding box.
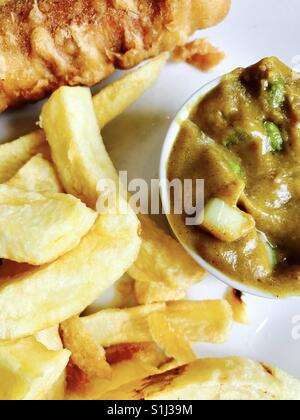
[0,0,230,112]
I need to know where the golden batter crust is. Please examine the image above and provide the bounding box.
[0,0,230,112]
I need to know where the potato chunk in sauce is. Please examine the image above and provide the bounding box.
[168,57,300,296]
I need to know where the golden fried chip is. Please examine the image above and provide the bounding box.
[93,53,169,128]
[62,316,111,379]
[100,357,300,401]
[148,313,196,365]
[67,353,181,400]
[5,154,62,193]
[35,326,63,351]
[67,360,158,400]
[41,86,118,208]
[0,209,141,340]
[61,299,231,355]
[225,289,249,325]
[85,274,138,313]
[0,53,167,185]
[115,275,139,308]
[43,372,66,400]
[36,327,66,400]
[0,54,167,184]
[62,303,165,348]
[42,85,204,305]
[166,300,233,343]
[0,185,97,265]
[129,215,206,302]
[0,130,48,183]
[0,54,167,185]
[0,337,70,400]
[134,279,186,305]
[105,342,167,368]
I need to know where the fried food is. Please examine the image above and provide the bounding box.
[100,357,300,400]
[0,209,141,340]
[105,342,166,368]
[43,372,66,401]
[67,359,158,400]
[226,289,249,324]
[0,336,70,400]
[61,304,166,349]
[41,86,118,209]
[0,52,167,186]
[35,326,63,351]
[166,300,233,343]
[0,130,47,183]
[61,300,232,352]
[42,86,205,303]
[134,279,186,305]
[0,52,167,185]
[129,215,206,303]
[173,38,225,71]
[61,316,112,380]
[148,313,196,365]
[34,326,68,400]
[114,275,139,309]
[93,53,169,128]
[61,299,232,397]
[5,154,62,193]
[41,84,202,306]
[0,0,231,113]
[0,185,97,265]
[85,274,139,313]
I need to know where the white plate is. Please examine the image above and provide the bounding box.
[1,0,300,379]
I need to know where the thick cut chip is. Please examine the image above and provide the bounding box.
[0,337,70,401]
[0,54,166,185]
[61,299,231,354]
[62,316,111,379]
[35,326,67,400]
[0,130,48,183]
[0,54,166,184]
[0,185,97,265]
[105,342,167,368]
[225,289,249,325]
[86,274,138,313]
[135,279,186,305]
[67,357,182,400]
[129,215,206,301]
[41,86,119,209]
[93,53,169,128]
[100,357,300,401]
[61,303,165,348]
[5,154,62,193]
[166,300,233,343]
[148,313,196,365]
[42,85,202,304]
[115,275,139,309]
[43,372,66,400]
[35,326,63,351]
[67,360,158,401]
[0,209,141,340]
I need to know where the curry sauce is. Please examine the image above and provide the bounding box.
[168,57,300,296]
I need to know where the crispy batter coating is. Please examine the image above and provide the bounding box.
[0,0,230,112]
[173,38,225,71]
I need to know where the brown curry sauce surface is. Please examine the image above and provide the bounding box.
[168,57,300,296]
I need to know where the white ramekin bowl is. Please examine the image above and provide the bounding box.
[160,77,276,300]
